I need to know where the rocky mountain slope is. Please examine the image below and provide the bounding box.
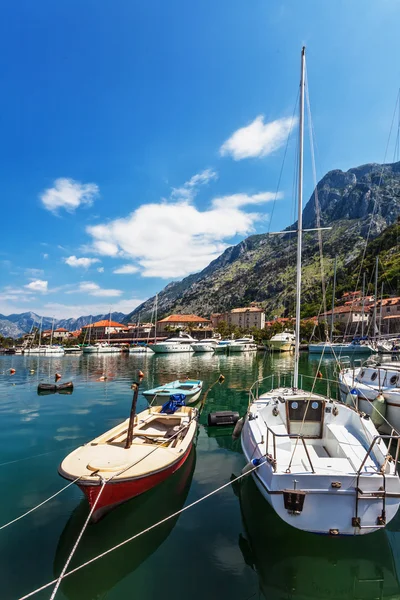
[125,161,400,322]
[0,312,127,338]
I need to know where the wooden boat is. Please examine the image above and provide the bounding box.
[143,379,203,405]
[54,447,196,599]
[59,404,198,520]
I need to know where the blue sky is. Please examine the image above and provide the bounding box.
[1,0,400,319]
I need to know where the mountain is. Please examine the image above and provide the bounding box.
[125,161,400,323]
[0,312,127,338]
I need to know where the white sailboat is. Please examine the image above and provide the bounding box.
[240,48,400,535]
[191,338,220,352]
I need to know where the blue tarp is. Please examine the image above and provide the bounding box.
[161,394,186,414]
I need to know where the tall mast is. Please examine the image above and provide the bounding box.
[50,317,54,346]
[154,294,158,344]
[373,256,379,341]
[378,282,384,341]
[361,272,366,338]
[330,256,337,343]
[38,316,43,347]
[293,46,306,390]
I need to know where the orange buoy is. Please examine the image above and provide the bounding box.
[55,373,62,381]
[98,374,108,381]
[9,368,15,375]
[138,370,144,380]
[317,371,323,379]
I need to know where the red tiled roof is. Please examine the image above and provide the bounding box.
[377,297,400,307]
[54,328,69,332]
[157,314,210,323]
[82,320,126,328]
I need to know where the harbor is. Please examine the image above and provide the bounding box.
[2,350,400,599]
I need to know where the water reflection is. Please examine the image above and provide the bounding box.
[54,447,196,600]
[238,475,400,600]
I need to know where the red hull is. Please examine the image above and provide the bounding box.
[78,444,193,520]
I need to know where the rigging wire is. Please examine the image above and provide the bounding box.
[305,64,328,325]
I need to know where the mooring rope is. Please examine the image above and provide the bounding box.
[18,459,265,600]
[0,476,82,531]
[49,480,107,600]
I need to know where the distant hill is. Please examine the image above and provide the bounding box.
[0,312,127,339]
[125,161,400,322]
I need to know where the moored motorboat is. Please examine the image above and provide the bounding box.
[229,336,258,352]
[59,385,198,520]
[64,345,83,354]
[191,338,219,352]
[83,343,121,354]
[151,333,196,354]
[143,379,203,405]
[268,330,295,352]
[129,344,153,354]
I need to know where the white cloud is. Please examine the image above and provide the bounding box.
[39,298,144,319]
[171,168,217,201]
[42,253,49,259]
[25,280,48,293]
[113,264,139,274]
[220,115,297,160]
[97,267,104,273]
[25,268,44,277]
[86,191,277,278]
[77,282,122,297]
[40,178,99,214]
[64,255,100,268]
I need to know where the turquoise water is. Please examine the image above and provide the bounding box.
[1,352,400,600]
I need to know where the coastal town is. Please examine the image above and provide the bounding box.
[1,290,399,353]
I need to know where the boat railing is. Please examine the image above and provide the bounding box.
[263,424,316,473]
[248,373,339,406]
[358,433,400,476]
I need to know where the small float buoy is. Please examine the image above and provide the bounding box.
[55,373,61,381]
[98,374,108,381]
[317,371,323,379]
[29,369,35,374]
[138,370,144,380]
[9,368,15,375]
[218,374,225,384]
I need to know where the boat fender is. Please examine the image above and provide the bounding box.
[232,414,247,440]
[345,389,358,407]
[370,393,386,429]
[317,371,323,379]
[208,411,240,427]
[241,456,266,476]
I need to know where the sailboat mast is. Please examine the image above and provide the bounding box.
[154,294,158,344]
[330,256,337,343]
[293,46,306,391]
[361,272,366,338]
[373,256,379,341]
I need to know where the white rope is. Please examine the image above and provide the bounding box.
[0,476,81,531]
[49,480,106,600]
[18,460,264,600]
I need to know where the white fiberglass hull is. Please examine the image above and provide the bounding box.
[24,347,65,356]
[241,388,400,535]
[192,343,217,352]
[151,343,194,354]
[229,343,258,353]
[83,346,121,354]
[129,347,153,354]
[309,343,376,355]
[268,341,294,352]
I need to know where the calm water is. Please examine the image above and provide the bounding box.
[1,351,400,600]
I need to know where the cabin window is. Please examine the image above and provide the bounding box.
[287,399,324,438]
[371,372,378,382]
[390,374,399,386]
[360,370,365,379]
